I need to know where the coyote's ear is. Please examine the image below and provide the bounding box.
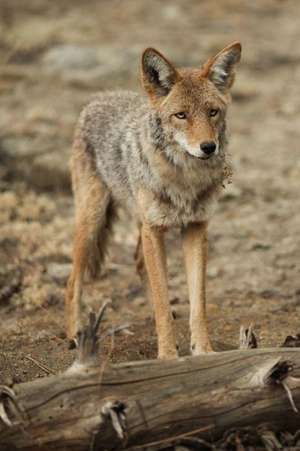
[203,42,241,91]
[141,48,180,99]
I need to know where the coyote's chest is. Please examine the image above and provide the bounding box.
[139,158,224,227]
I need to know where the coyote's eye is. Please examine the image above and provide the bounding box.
[174,112,187,120]
[209,108,219,117]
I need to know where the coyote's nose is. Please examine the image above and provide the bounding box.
[200,141,216,155]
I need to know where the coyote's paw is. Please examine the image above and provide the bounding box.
[158,342,178,360]
[158,349,178,360]
[66,321,82,349]
[191,340,214,356]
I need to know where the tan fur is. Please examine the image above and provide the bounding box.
[65,43,241,357]
[182,222,212,354]
[141,222,177,359]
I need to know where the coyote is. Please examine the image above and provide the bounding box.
[65,42,241,359]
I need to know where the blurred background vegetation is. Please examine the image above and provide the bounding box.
[0,0,299,382]
[1,0,298,191]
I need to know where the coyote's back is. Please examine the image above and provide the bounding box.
[74,90,148,211]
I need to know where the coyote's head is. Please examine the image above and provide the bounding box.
[141,42,241,161]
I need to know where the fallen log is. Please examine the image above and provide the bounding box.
[1,311,300,451]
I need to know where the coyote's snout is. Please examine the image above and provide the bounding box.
[65,42,241,359]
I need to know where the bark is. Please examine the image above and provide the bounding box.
[1,313,300,451]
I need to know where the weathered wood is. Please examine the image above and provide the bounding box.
[1,313,300,450]
[1,348,300,450]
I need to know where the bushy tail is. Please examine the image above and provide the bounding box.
[85,198,116,279]
[71,135,116,280]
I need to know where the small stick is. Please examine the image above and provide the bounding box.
[75,302,111,364]
[100,324,131,341]
[93,301,111,336]
[24,356,55,375]
[239,324,257,349]
[282,380,298,413]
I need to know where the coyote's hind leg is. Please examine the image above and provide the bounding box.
[65,138,113,341]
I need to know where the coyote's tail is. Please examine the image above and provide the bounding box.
[71,135,116,280]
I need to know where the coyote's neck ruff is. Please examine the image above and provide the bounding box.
[66,42,241,359]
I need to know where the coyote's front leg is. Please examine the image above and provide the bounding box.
[182,222,213,355]
[141,222,177,359]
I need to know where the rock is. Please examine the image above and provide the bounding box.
[251,242,272,251]
[220,184,242,201]
[126,284,141,301]
[42,45,137,81]
[42,45,100,71]
[132,297,146,307]
[207,266,221,279]
[1,136,41,158]
[31,151,71,191]
[47,263,71,284]
[162,4,182,21]
[1,137,71,192]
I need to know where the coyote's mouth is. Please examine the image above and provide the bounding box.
[190,153,212,161]
[199,155,211,160]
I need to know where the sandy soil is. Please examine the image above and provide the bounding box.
[0,0,300,393]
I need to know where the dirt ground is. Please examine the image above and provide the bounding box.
[0,0,300,394]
